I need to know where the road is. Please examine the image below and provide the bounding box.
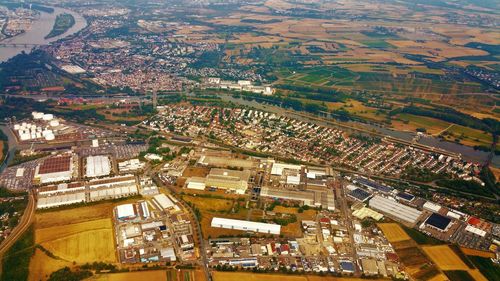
[336,180,360,275]
[153,175,211,281]
[0,190,36,276]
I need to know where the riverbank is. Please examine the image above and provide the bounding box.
[0,5,87,62]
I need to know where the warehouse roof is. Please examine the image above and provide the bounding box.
[153,193,175,209]
[38,155,72,174]
[116,204,136,219]
[211,217,281,235]
[369,195,422,224]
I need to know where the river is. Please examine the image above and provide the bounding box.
[0,5,87,62]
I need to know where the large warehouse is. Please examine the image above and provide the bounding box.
[423,213,452,232]
[260,186,335,211]
[37,192,85,209]
[369,195,422,225]
[86,155,111,178]
[204,168,250,194]
[34,154,74,184]
[211,217,281,235]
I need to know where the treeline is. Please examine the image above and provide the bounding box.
[390,105,500,135]
[277,84,347,103]
[435,179,493,197]
[0,96,49,120]
[239,92,328,114]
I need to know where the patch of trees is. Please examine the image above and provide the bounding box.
[402,167,449,183]
[0,225,34,281]
[47,267,92,281]
[435,179,493,197]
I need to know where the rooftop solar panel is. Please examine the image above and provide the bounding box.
[425,213,451,231]
[355,177,393,193]
[396,192,415,201]
[348,188,372,202]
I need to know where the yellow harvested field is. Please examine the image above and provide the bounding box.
[29,248,72,281]
[36,218,117,264]
[213,272,384,281]
[88,271,168,281]
[377,223,411,242]
[182,195,233,212]
[423,245,469,271]
[35,202,115,228]
[460,247,495,258]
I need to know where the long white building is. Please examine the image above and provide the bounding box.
[211,217,281,235]
[369,195,422,225]
[86,155,111,178]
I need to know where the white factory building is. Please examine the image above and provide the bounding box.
[270,162,302,176]
[211,217,281,235]
[368,195,422,225]
[118,158,145,173]
[88,175,138,201]
[116,204,137,220]
[86,155,111,178]
[37,192,86,209]
[152,193,176,210]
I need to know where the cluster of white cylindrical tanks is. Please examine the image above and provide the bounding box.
[32,112,54,121]
[15,112,60,141]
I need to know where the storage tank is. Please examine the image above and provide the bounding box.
[42,114,54,121]
[42,130,53,137]
[33,112,44,120]
[49,120,60,127]
[45,133,55,141]
[13,124,20,130]
[20,133,30,141]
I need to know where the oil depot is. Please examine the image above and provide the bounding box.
[12,112,62,141]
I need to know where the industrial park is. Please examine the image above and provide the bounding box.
[0,101,498,281]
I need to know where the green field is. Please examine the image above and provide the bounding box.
[280,66,482,96]
[444,270,475,281]
[444,124,493,146]
[360,39,395,48]
[402,225,445,245]
[467,256,500,281]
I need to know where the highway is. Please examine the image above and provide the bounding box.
[0,190,36,276]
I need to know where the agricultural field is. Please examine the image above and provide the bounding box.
[423,245,471,271]
[180,194,249,239]
[176,0,500,151]
[87,269,202,281]
[377,223,411,243]
[28,202,124,280]
[391,114,452,135]
[212,271,385,281]
[35,218,116,264]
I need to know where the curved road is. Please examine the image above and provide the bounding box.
[0,190,36,275]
